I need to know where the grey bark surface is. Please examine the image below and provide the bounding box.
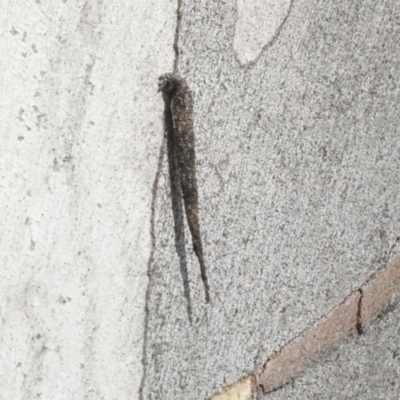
[143,0,400,399]
[0,1,175,398]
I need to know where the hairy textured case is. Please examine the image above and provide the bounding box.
[159,73,210,303]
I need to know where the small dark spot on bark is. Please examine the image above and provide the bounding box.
[376,303,396,319]
[53,158,60,172]
[36,113,46,128]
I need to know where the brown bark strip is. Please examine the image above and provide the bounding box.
[360,257,400,321]
[257,257,400,394]
[209,257,400,399]
[257,291,361,394]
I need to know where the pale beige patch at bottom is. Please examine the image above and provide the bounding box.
[208,376,256,400]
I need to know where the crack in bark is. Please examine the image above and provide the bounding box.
[173,0,182,73]
[140,2,183,398]
[234,0,294,66]
[139,139,166,400]
[356,288,363,335]
[387,235,400,262]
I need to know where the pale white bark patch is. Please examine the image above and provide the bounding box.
[233,0,291,65]
[0,1,175,399]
